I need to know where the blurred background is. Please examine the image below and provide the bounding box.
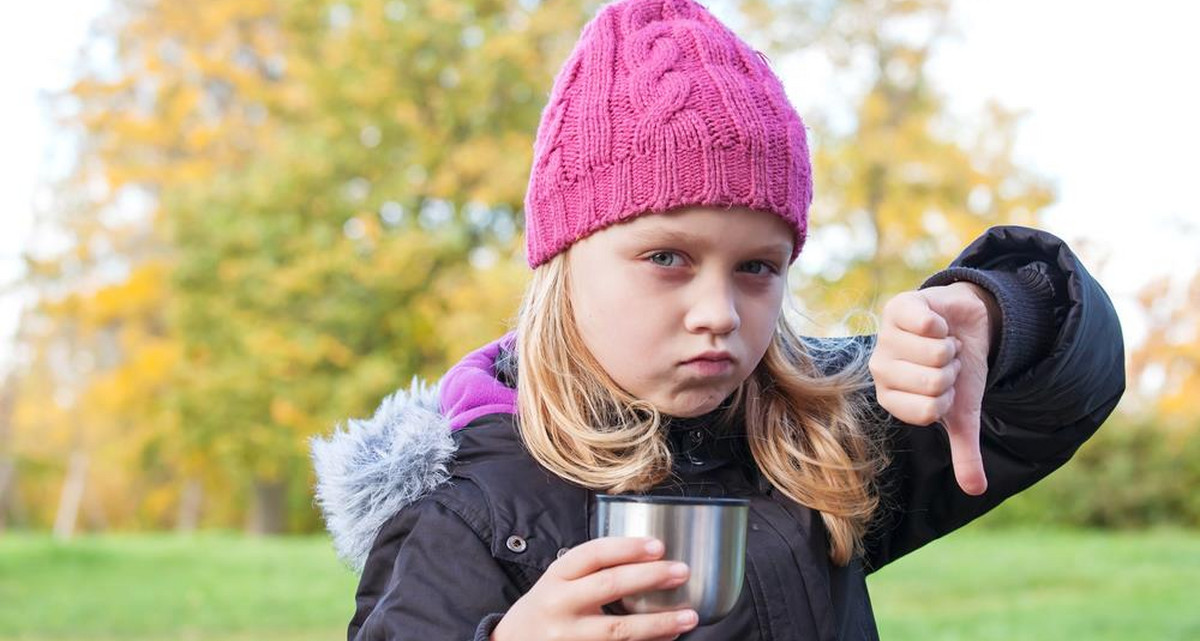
[1,0,1197,639]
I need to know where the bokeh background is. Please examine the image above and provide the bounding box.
[1,1,1197,639]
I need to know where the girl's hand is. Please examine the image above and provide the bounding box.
[869,281,999,496]
[490,537,699,641]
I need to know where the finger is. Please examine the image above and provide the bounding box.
[569,560,690,612]
[577,609,698,641]
[876,331,959,369]
[943,411,988,495]
[873,358,961,398]
[942,359,989,495]
[550,537,664,581]
[887,293,949,338]
[876,387,955,427]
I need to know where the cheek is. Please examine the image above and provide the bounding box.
[747,294,782,333]
[574,280,625,347]
[572,277,672,380]
[741,290,784,353]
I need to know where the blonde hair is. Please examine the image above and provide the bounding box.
[513,251,891,566]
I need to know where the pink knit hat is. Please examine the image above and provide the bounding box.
[522,0,812,268]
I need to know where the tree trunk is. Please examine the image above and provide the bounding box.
[176,478,203,532]
[9,479,29,528]
[246,477,287,535]
[0,377,15,532]
[53,451,89,541]
[83,485,109,531]
[0,459,14,531]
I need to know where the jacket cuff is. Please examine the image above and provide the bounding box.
[474,612,506,641]
[919,261,1060,388]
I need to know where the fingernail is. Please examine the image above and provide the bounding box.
[646,539,664,555]
[676,610,697,626]
[954,337,963,351]
[669,562,689,577]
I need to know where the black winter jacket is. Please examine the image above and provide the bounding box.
[310,225,1126,640]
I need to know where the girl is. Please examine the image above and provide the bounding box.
[312,1,1125,639]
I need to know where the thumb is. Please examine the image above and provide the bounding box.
[942,340,989,495]
[942,407,987,496]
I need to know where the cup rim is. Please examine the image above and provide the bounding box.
[594,493,750,507]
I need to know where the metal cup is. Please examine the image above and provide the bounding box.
[591,494,749,625]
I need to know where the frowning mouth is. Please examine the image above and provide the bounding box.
[680,352,735,376]
[681,351,735,365]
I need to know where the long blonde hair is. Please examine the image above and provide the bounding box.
[513,251,891,566]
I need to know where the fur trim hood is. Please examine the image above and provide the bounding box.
[310,332,517,572]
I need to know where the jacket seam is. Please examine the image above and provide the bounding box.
[430,485,493,547]
[438,492,540,593]
[745,553,776,641]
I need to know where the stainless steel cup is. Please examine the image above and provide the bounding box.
[592,494,749,625]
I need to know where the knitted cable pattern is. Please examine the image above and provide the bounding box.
[523,0,812,268]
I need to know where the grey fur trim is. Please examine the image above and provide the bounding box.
[310,377,455,573]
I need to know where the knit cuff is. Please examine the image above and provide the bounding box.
[919,262,1060,389]
[474,612,506,641]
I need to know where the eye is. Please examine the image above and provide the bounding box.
[647,251,683,267]
[740,260,779,276]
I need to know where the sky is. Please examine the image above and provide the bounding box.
[931,0,1200,298]
[0,0,111,373]
[2,0,1198,373]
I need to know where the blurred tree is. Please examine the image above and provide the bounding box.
[13,0,592,534]
[161,0,596,533]
[782,0,1052,327]
[1131,264,1200,427]
[0,374,16,530]
[11,0,289,535]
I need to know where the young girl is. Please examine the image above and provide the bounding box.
[312,1,1125,639]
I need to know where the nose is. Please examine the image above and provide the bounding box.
[684,274,740,336]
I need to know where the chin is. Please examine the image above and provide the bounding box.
[656,389,732,418]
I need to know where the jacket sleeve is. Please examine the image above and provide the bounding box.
[348,480,521,641]
[860,225,1126,574]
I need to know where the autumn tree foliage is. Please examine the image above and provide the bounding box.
[9,0,579,534]
[1132,268,1200,425]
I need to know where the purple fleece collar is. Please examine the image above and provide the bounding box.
[438,331,736,432]
[438,331,519,430]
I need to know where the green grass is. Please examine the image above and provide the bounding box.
[1,527,1197,640]
[0,531,358,641]
[869,526,1200,640]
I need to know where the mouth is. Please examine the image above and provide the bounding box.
[680,353,735,376]
[681,351,735,366]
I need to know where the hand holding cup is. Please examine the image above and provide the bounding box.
[490,535,699,641]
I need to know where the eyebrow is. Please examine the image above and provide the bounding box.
[630,228,792,259]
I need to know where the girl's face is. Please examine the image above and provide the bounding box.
[567,206,793,418]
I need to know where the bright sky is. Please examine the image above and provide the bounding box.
[2,0,1198,373]
[931,0,1200,340]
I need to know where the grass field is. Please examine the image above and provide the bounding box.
[0,531,357,641]
[869,527,1200,640]
[1,526,1197,640]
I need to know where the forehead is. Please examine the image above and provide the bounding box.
[610,207,793,254]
